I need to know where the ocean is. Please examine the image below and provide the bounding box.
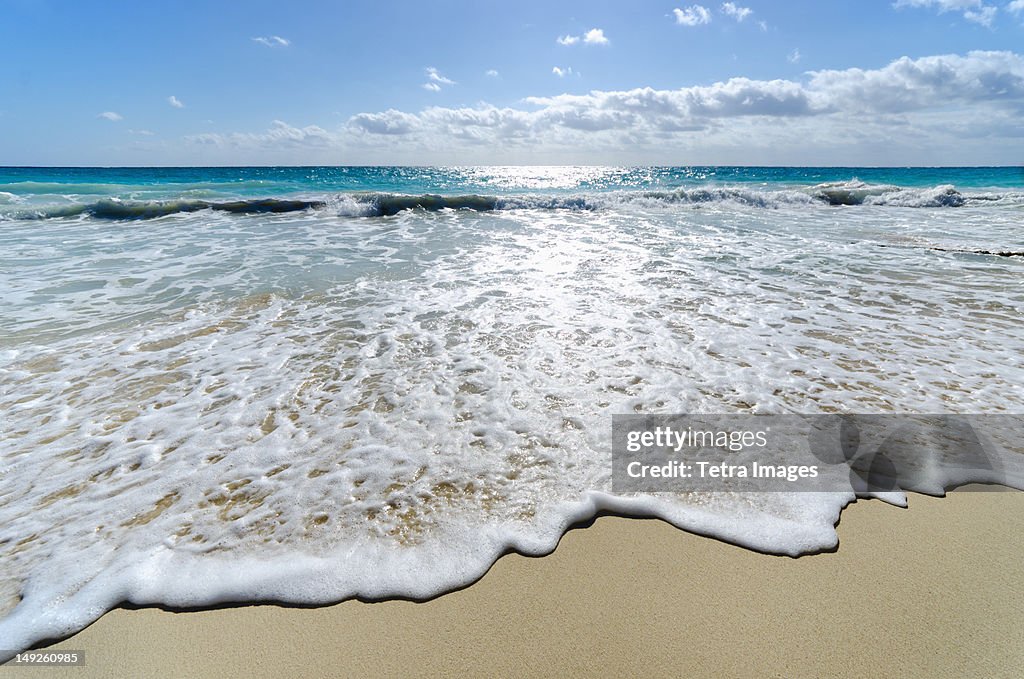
[1,166,1023,656]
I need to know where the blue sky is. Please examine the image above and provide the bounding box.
[2,0,1023,165]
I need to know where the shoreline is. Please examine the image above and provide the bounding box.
[9,489,1023,678]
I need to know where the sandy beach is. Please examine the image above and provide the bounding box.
[8,488,1021,678]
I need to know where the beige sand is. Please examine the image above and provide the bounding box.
[9,490,1023,678]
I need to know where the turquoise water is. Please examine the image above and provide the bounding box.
[1,165,1022,199]
[2,165,1021,220]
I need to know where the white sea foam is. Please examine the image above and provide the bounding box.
[1,199,1022,657]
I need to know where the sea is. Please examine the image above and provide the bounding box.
[1,166,1023,656]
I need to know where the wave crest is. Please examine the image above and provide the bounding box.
[4,182,1019,222]
[9,198,327,221]
[810,180,965,207]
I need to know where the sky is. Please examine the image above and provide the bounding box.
[1,0,1023,166]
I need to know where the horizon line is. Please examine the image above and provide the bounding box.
[3,164,1023,170]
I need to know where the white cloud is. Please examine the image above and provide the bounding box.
[806,50,1024,113]
[186,120,335,148]
[486,69,499,77]
[788,48,802,64]
[98,111,123,122]
[128,129,154,136]
[674,6,712,26]
[422,67,455,92]
[167,95,184,109]
[523,79,816,123]
[721,2,753,21]
[1009,0,1024,13]
[252,35,290,47]
[425,67,455,85]
[552,66,575,78]
[557,28,610,46]
[895,0,998,26]
[348,110,420,135]
[964,5,998,23]
[758,19,769,31]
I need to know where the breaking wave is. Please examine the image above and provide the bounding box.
[8,197,327,221]
[808,180,968,207]
[337,182,1024,214]
[4,183,1024,222]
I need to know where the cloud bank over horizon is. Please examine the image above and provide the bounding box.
[182,51,1024,165]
